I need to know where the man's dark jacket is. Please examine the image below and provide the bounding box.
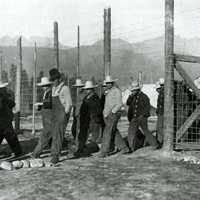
[80,92,104,125]
[0,89,15,129]
[126,91,150,122]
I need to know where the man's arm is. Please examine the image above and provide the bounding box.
[62,86,72,114]
[112,89,123,113]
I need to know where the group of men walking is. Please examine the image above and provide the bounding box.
[0,68,165,164]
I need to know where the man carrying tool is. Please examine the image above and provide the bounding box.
[32,77,53,158]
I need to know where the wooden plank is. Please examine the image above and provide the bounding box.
[175,62,200,99]
[77,26,80,78]
[175,54,200,64]
[163,0,174,152]
[175,143,200,150]
[176,105,200,141]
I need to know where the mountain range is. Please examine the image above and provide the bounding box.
[0,35,200,86]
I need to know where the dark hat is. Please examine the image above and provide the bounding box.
[49,68,61,81]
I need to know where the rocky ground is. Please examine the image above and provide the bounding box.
[0,117,200,200]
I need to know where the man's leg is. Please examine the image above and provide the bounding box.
[156,115,164,144]
[100,114,114,155]
[139,117,158,147]
[128,119,139,151]
[90,120,101,143]
[4,124,22,156]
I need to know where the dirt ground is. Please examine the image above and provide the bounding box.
[0,117,200,200]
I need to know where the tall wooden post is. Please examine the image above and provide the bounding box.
[32,42,37,135]
[0,52,2,81]
[163,0,174,151]
[54,21,59,69]
[15,36,22,134]
[77,25,80,78]
[108,7,111,76]
[103,9,107,79]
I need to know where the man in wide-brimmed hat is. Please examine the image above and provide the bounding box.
[0,80,22,157]
[126,81,159,152]
[99,76,129,157]
[74,80,104,157]
[49,68,72,164]
[155,78,164,145]
[71,78,85,140]
[32,77,53,158]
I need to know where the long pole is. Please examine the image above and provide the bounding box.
[77,25,80,78]
[108,7,111,76]
[15,36,22,134]
[32,42,37,135]
[54,21,59,69]
[163,0,174,151]
[0,53,2,81]
[103,9,107,79]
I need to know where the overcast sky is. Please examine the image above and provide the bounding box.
[1,0,200,46]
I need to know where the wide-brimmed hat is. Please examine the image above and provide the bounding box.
[82,80,98,89]
[104,75,118,84]
[0,80,8,88]
[72,78,84,87]
[194,77,200,89]
[155,81,162,89]
[37,77,52,87]
[130,81,140,91]
[49,68,61,81]
[159,78,164,85]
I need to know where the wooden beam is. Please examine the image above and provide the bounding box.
[77,25,80,78]
[175,54,200,64]
[175,62,200,99]
[163,0,174,152]
[176,105,200,141]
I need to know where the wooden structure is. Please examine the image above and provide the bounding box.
[32,42,37,135]
[15,36,22,134]
[163,0,200,151]
[54,21,59,69]
[104,8,111,77]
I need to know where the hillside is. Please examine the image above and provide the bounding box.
[0,39,160,86]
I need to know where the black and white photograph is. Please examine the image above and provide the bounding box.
[0,0,200,199]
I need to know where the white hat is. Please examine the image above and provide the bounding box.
[194,78,200,89]
[0,80,8,88]
[104,75,118,83]
[37,77,52,87]
[130,81,140,91]
[155,81,162,89]
[72,78,84,87]
[83,80,98,89]
[159,78,164,85]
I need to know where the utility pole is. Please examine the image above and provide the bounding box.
[163,0,174,151]
[103,9,107,79]
[15,36,22,134]
[77,25,80,78]
[54,21,59,69]
[0,52,2,81]
[108,7,111,76]
[32,42,37,135]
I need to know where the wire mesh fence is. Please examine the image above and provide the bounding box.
[174,78,200,149]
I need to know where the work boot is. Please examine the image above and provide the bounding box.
[50,155,59,164]
[98,152,108,158]
[119,147,130,155]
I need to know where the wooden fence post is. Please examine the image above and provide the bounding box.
[15,36,22,134]
[163,0,174,151]
[54,21,59,70]
[32,42,37,135]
